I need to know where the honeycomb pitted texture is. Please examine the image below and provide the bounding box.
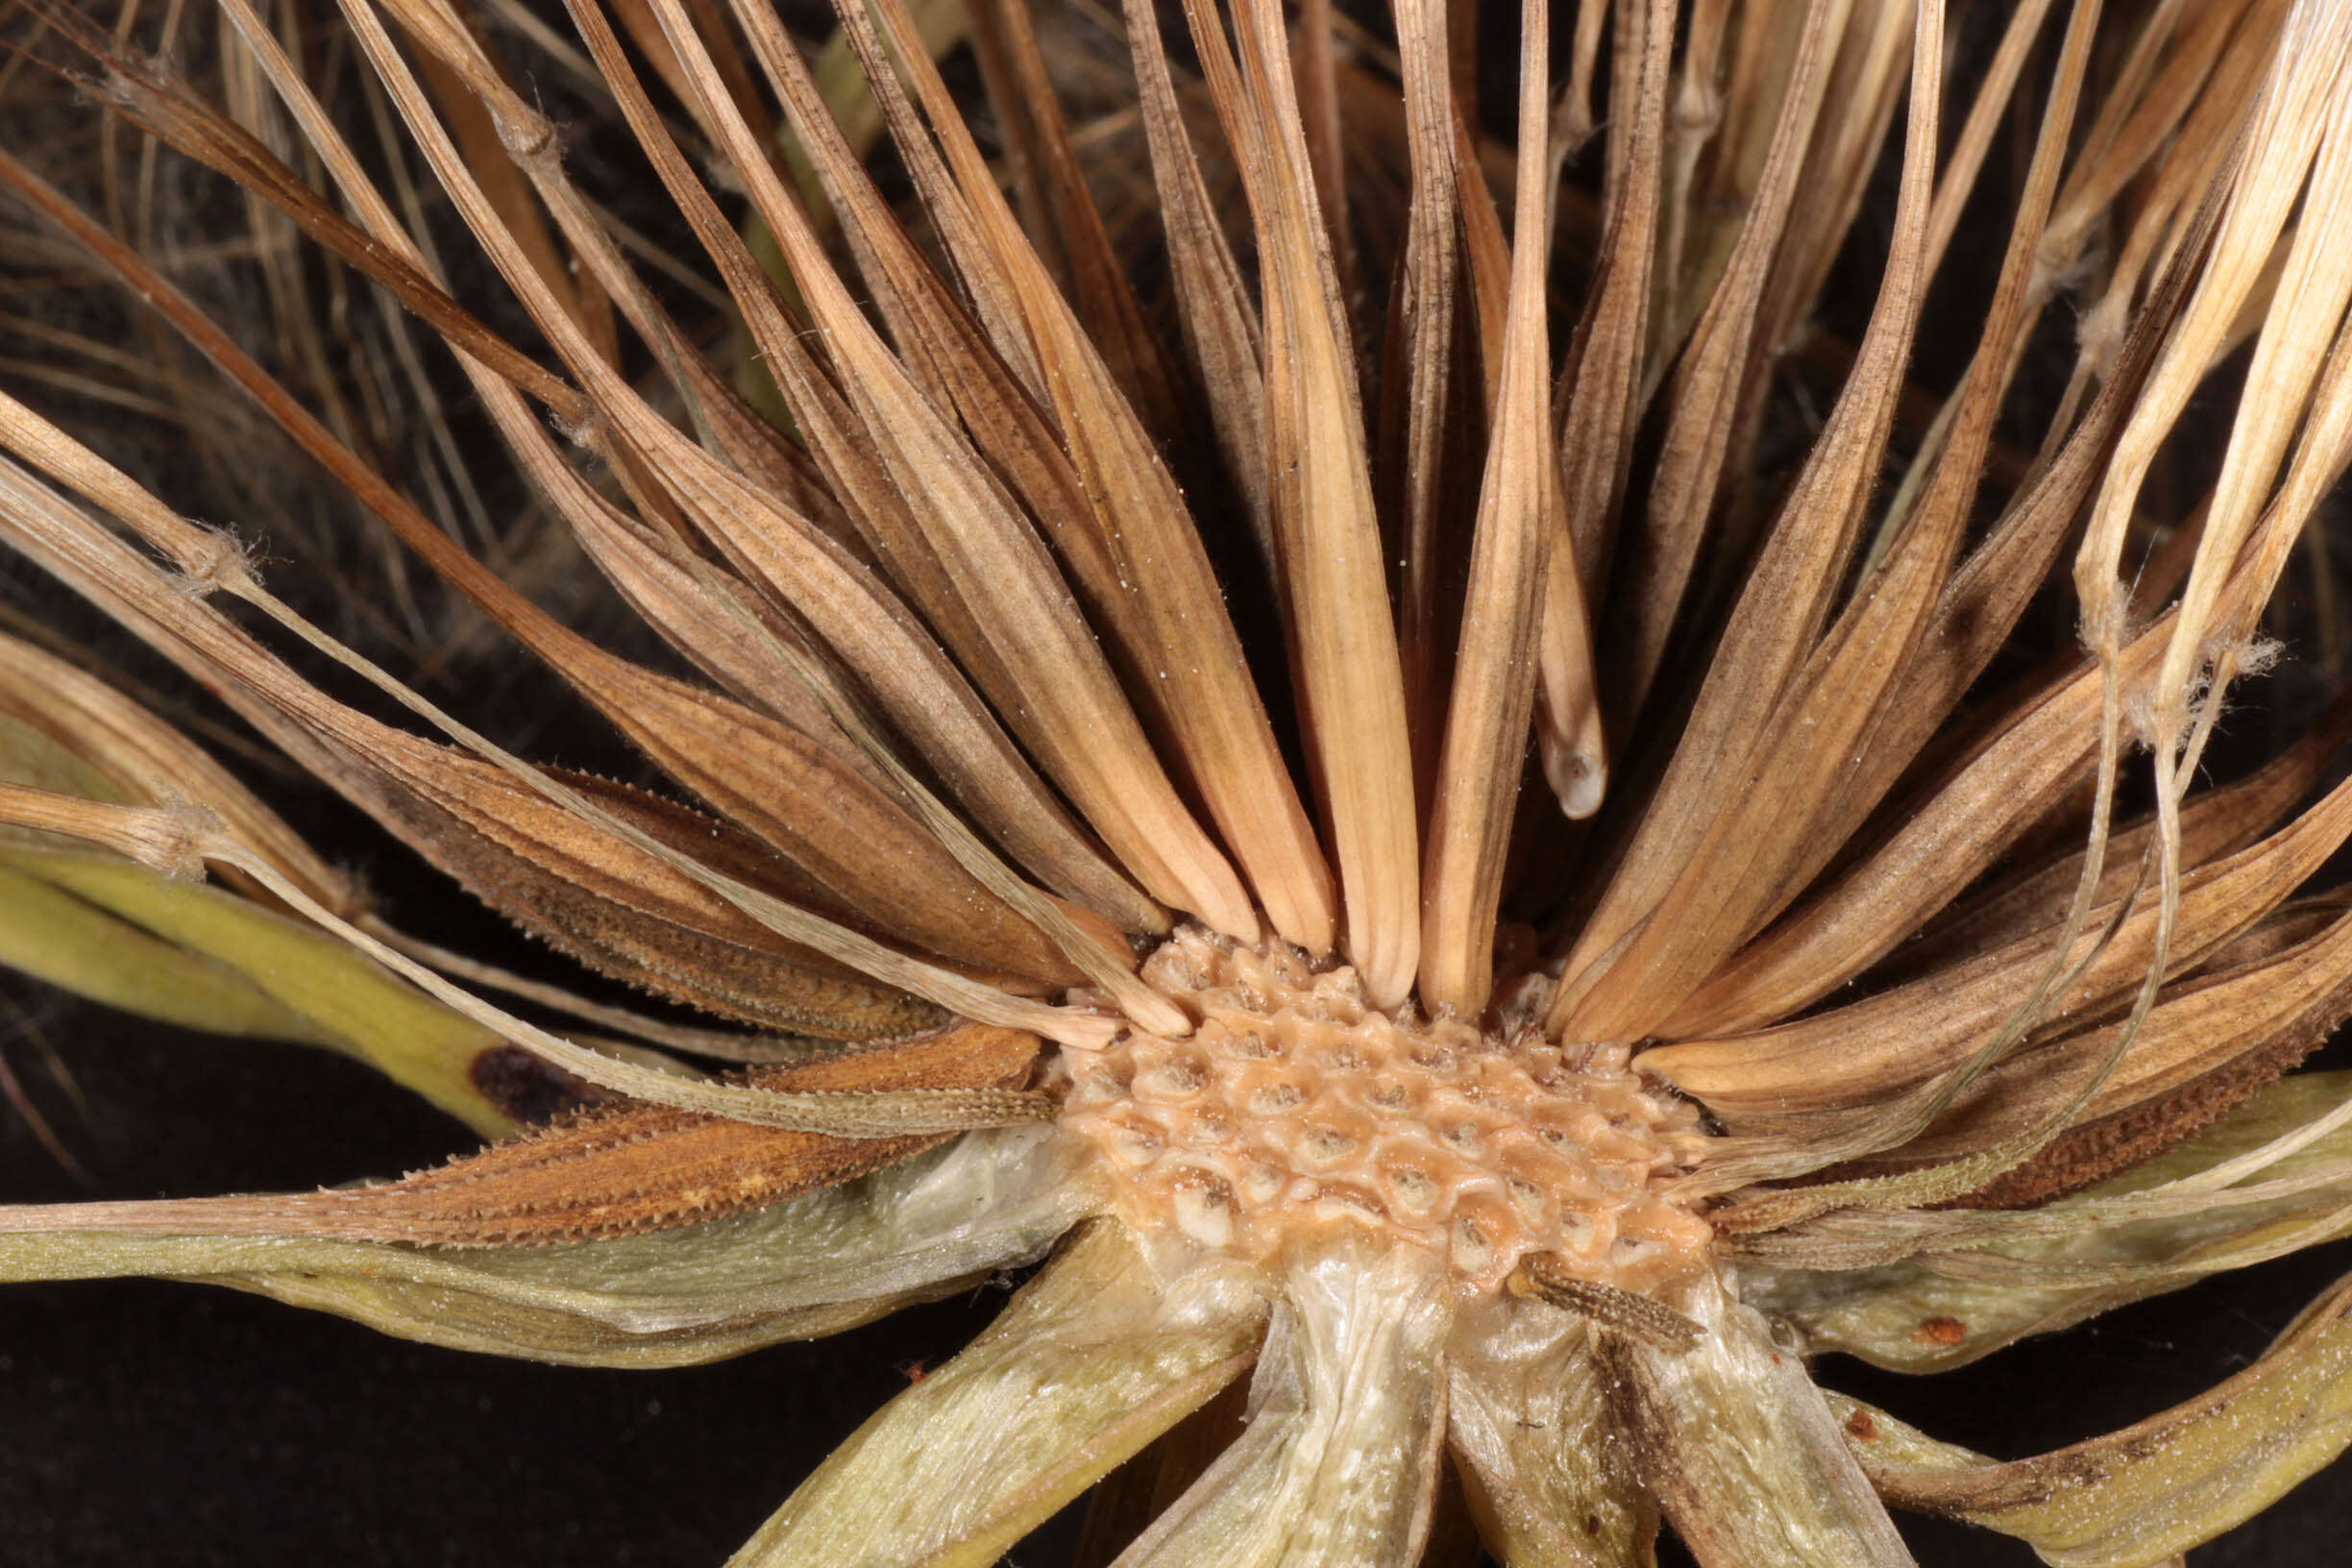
[1054,928,1714,1294]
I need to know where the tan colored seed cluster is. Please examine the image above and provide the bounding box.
[1055,928,1715,1294]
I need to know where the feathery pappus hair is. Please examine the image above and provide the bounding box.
[4,0,2352,1564]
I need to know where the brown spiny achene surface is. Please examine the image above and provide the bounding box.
[2,1023,1041,1245]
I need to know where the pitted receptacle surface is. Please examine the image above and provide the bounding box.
[1054,927,1714,1294]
